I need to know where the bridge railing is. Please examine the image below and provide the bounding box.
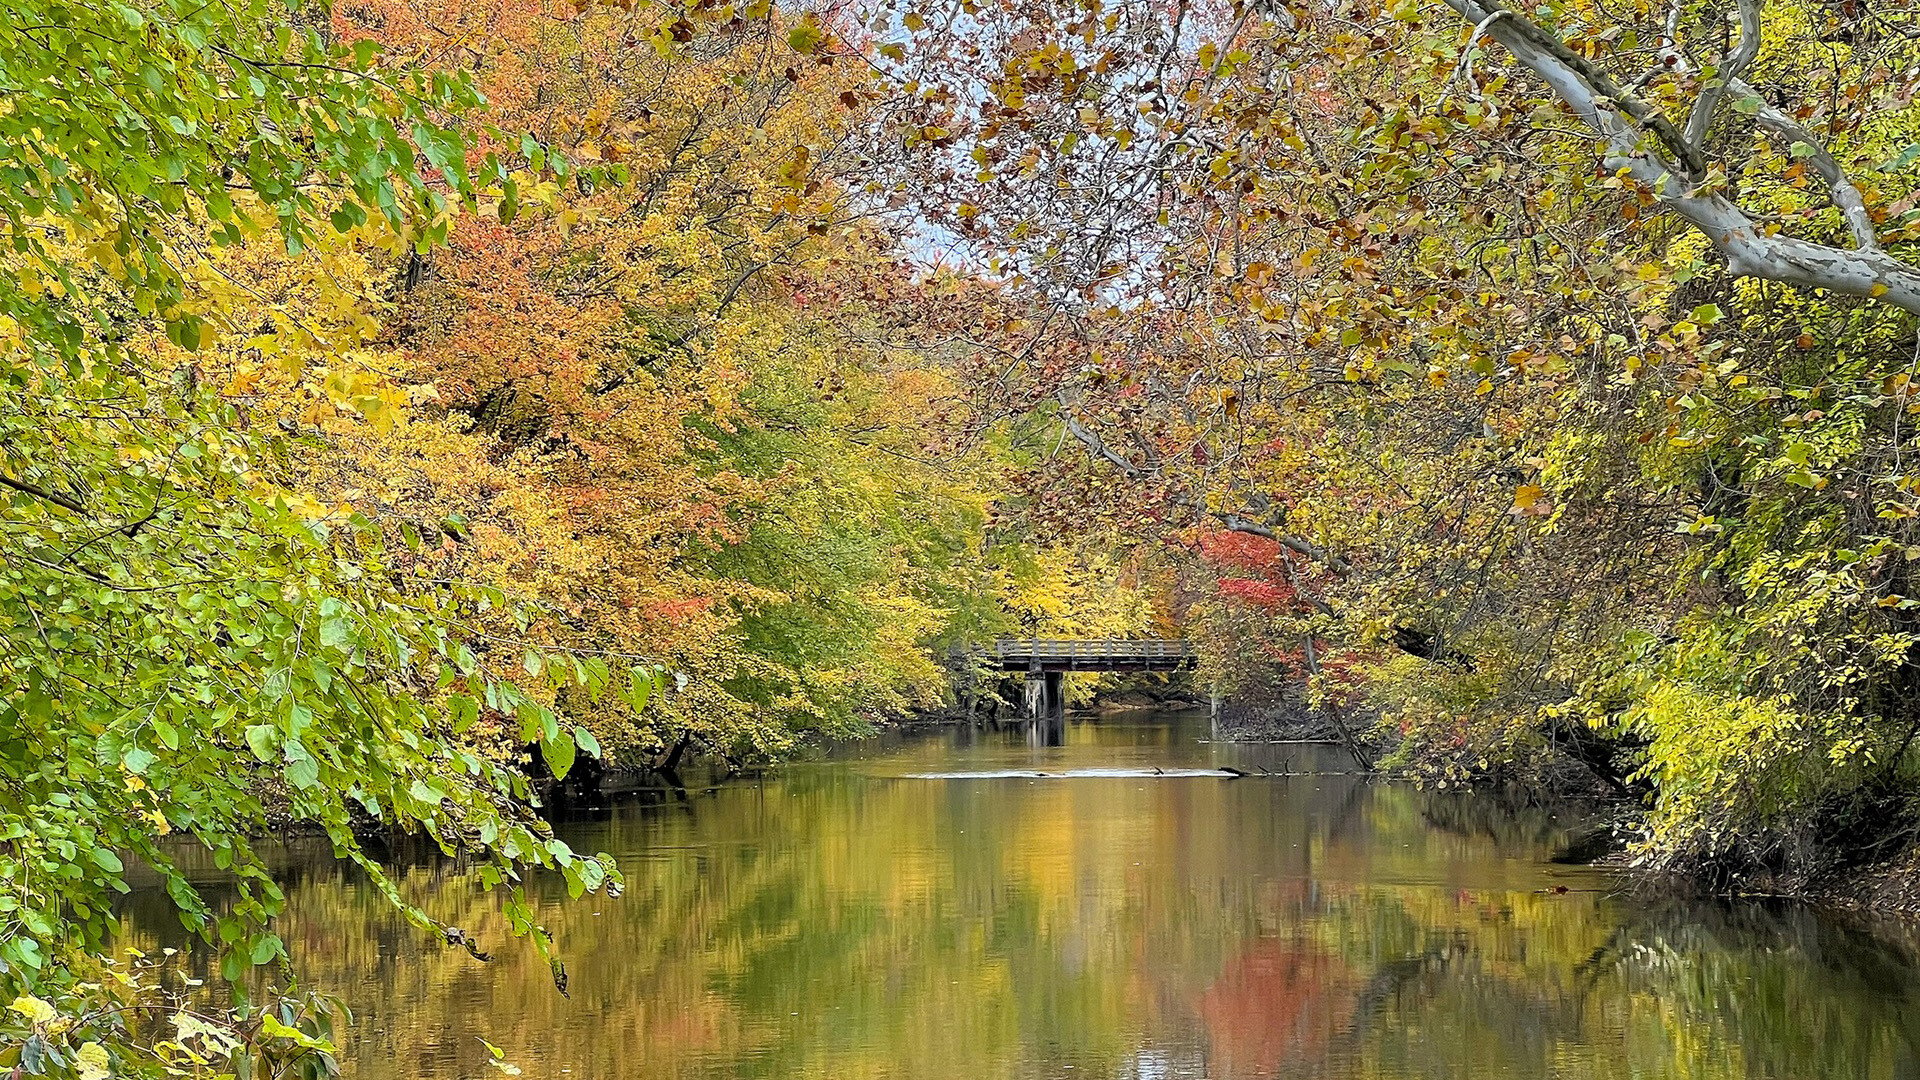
[981,638,1196,668]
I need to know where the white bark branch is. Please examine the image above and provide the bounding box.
[1732,76,1884,253]
[1447,0,1704,174]
[1446,9,1510,96]
[1057,396,1151,479]
[1437,0,1920,315]
[1683,0,1763,147]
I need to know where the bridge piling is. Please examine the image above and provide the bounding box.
[1020,669,1066,720]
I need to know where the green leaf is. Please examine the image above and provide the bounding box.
[414,123,469,185]
[318,598,354,652]
[788,16,825,53]
[541,730,576,780]
[573,726,602,759]
[246,725,278,761]
[259,1013,328,1049]
[12,938,43,970]
[516,700,549,743]
[1880,142,1920,172]
[286,757,320,790]
[449,693,479,732]
[624,668,652,712]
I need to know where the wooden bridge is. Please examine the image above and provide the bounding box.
[978,639,1197,719]
[985,638,1197,673]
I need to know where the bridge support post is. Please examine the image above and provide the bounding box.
[1023,647,1046,719]
[1022,669,1068,720]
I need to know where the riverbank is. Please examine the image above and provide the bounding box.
[1182,696,1920,920]
[1822,849,1920,915]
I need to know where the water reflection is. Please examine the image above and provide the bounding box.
[122,714,1920,1079]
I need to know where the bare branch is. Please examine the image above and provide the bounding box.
[1659,29,1884,255]
[1445,0,1707,176]
[1217,512,1354,575]
[1056,396,1152,479]
[1445,9,1510,99]
[1,473,87,515]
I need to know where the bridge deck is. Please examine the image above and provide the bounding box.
[985,638,1197,672]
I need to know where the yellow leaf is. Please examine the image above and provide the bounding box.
[75,1041,110,1080]
[9,996,57,1025]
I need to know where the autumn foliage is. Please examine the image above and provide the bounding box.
[21,0,1920,1072]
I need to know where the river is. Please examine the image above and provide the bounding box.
[125,711,1920,1078]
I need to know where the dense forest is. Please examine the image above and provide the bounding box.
[5,0,1920,1073]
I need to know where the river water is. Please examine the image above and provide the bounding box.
[127,712,1920,1078]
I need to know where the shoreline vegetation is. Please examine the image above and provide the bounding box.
[521,678,1920,919]
[11,0,1920,1074]
[253,687,1920,921]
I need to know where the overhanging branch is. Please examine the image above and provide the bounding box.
[1448,0,1706,176]
[1217,511,1354,575]
[1436,0,1920,315]
[1734,76,1882,253]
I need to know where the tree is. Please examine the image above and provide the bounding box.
[311,0,1028,760]
[0,2,616,1074]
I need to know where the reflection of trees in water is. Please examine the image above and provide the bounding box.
[1276,887,1920,1079]
[1413,786,1594,854]
[113,732,1920,1080]
[1572,899,1920,1078]
[1199,938,1356,1076]
[1209,885,1606,1079]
